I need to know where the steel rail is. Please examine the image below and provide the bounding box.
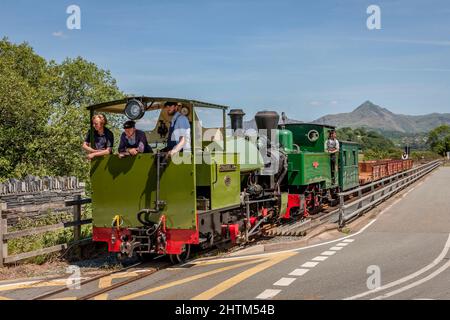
[76,261,171,300]
[31,261,144,300]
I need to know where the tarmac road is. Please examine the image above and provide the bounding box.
[0,167,448,300]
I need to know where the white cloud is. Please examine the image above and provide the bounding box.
[52,31,67,39]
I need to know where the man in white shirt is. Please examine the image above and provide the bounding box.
[326,130,340,184]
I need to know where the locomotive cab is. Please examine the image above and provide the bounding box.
[87,97,250,263]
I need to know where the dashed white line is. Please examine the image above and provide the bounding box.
[256,289,282,300]
[256,234,354,299]
[289,268,310,276]
[301,261,319,268]
[273,278,297,287]
[312,256,329,262]
[336,243,349,247]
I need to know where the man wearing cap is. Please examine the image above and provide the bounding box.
[118,120,152,157]
[164,101,191,157]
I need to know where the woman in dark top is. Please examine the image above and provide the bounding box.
[118,120,152,157]
[82,114,114,160]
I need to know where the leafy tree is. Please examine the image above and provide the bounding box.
[427,125,450,156]
[0,38,124,181]
[0,39,52,178]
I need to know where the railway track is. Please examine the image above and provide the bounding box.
[31,249,220,300]
[31,261,148,300]
[76,260,171,300]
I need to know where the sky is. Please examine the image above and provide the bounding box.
[1,0,450,123]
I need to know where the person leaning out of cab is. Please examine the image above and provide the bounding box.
[82,114,114,160]
[163,101,191,158]
[118,120,152,158]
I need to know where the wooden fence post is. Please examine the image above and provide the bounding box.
[73,195,82,242]
[73,195,82,258]
[0,202,7,268]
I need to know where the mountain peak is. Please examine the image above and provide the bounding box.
[312,101,450,133]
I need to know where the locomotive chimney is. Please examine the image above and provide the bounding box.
[255,111,280,144]
[228,109,246,131]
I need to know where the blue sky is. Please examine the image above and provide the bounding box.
[1,0,450,122]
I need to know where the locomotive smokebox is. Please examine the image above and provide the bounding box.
[228,109,246,131]
[255,111,280,144]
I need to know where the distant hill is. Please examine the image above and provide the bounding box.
[312,101,450,133]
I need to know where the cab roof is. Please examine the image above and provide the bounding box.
[87,96,229,113]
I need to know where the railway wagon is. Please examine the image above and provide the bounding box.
[359,159,413,184]
[86,96,382,263]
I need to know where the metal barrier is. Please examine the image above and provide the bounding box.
[337,160,442,227]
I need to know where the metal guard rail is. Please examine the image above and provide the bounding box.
[337,160,442,227]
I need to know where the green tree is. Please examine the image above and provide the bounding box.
[0,39,52,178]
[427,125,450,156]
[0,38,124,181]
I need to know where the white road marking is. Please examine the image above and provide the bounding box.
[372,259,450,300]
[301,261,319,268]
[256,289,282,300]
[345,233,450,300]
[273,278,296,287]
[312,256,329,262]
[321,251,336,256]
[330,246,344,251]
[343,239,355,243]
[336,243,349,247]
[289,268,310,276]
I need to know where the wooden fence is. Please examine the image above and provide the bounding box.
[0,195,92,267]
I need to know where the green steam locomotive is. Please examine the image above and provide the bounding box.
[88,97,360,263]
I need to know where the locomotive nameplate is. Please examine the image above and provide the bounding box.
[219,164,237,172]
